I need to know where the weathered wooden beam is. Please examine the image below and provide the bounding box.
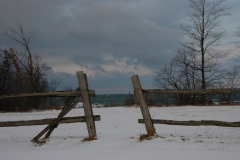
[44,97,77,139]
[131,75,155,136]
[142,89,240,95]
[138,119,240,127]
[0,90,95,99]
[32,97,81,142]
[77,71,97,139]
[0,115,100,127]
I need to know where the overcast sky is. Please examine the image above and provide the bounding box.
[0,0,240,94]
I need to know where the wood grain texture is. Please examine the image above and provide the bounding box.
[142,89,240,94]
[77,71,97,138]
[31,97,81,142]
[131,75,155,136]
[0,90,95,99]
[0,115,100,127]
[138,119,240,127]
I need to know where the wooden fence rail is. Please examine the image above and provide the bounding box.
[0,71,99,143]
[142,89,240,94]
[131,74,240,136]
[0,115,100,127]
[138,119,240,127]
[0,90,95,99]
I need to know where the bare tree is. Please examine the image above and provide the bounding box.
[153,0,234,105]
[216,66,240,104]
[0,22,60,111]
[153,48,202,105]
[154,48,200,90]
[180,0,232,103]
[4,22,36,92]
[0,49,11,94]
[3,22,50,94]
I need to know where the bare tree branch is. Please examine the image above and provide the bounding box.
[154,0,233,105]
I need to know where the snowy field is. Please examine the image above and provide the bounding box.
[0,106,240,160]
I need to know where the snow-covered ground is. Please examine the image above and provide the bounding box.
[0,106,240,160]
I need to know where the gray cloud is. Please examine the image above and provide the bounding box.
[0,0,239,94]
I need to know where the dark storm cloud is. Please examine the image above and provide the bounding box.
[0,0,239,94]
[63,1,185,75]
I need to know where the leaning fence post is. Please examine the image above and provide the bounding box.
[44,97,77,139]
[131,75,155,136]
[77,71,97,139]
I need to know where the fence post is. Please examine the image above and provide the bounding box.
[131,75,155,136]
[31,98,80,142]
[77,71,97,139]
[44,97,77,139]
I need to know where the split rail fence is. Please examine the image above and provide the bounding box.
[131,75,240,136]
[0,71,100,142]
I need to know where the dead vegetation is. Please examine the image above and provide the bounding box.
[82,137,98,142]
[139,134,165,142]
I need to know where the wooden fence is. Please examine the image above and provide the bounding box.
[131,75,240,136]
[0,71,100,142]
